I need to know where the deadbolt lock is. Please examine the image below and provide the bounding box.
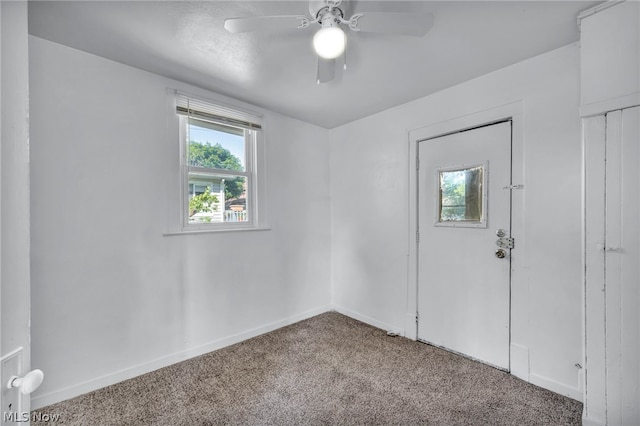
[495,249,507,259]
[496,237,515,249]
[496,229,507,237]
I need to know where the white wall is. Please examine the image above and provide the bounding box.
[580,1,640,117]
[329,43,584,400]
[29,36,331,408]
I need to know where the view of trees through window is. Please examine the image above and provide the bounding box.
[189,141,244,200]
[187,119,248,223]
[188,187,218,223]
[439,166,483,222]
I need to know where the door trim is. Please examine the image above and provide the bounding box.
[417,118,512,143]
[406,101,526,377]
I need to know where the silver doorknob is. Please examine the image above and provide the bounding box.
[495,249,506,259]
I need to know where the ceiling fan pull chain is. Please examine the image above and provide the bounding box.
[343,39,348,70]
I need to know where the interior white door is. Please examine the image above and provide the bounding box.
[606,106,640,425]
[417,121,512,370]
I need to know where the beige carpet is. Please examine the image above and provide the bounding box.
[32,312,582,425]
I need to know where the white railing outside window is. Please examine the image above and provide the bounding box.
[224,210,248,222]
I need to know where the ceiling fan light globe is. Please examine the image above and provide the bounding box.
[313,26,345,59]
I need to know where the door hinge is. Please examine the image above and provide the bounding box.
[503,184,524,190]
[416,157,420,170]
[416,231,420,243]
[416,312,419,323]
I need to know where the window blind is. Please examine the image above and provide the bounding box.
[176,92,262,131]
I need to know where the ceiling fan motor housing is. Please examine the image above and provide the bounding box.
[309,0,349,23]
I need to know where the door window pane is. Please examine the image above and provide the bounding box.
[439,166,484,223]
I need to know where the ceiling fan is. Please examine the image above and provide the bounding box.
[224,0,434,84]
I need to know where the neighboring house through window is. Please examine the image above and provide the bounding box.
[176,92,262,229]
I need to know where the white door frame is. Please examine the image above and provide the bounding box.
[1,1,32,418]
[406,101,526,375]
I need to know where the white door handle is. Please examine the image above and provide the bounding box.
[7,369,44,394]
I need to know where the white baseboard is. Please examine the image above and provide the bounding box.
[331,305,403,336]
[31,305,333,410]
[529,373,582,402]
[405,313,417,340]
[509,343,529,381]
[582,416,605,426]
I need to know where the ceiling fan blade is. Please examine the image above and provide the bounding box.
[224,15,308,34]
[317,57,336,84]
[353,12,434,37]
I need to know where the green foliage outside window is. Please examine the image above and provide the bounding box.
[189,141,244,200]
[189,187,219,222]
[439,167,483,222]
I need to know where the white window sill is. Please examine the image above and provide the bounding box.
[163,226,271,237]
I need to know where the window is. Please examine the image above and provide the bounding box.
[176,93,262,229]
[436,164,487,228]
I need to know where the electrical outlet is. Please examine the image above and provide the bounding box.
[1,348,23,426]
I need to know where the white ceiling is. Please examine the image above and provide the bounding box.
[28,1,600,128]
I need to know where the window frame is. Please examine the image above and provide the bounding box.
[175,92,264,232]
